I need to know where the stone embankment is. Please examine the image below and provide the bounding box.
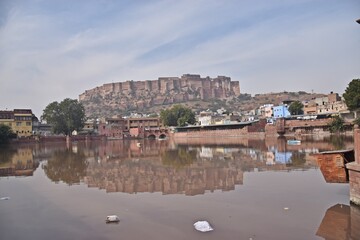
[173,118,353,138]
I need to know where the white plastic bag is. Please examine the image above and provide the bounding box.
[194,221,213,232]
[106,215,120,223]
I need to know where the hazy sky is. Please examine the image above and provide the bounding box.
[0,0,359,117]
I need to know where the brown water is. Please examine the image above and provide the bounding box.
[0,136,358,240]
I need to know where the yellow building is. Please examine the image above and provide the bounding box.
[13,109,33,137]
[0,109,33,137]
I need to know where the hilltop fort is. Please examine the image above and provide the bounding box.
[79,74,240,117]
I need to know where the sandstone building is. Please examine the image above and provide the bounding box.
[0,109,33,137]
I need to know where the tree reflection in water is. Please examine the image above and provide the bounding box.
[328,135,346,150]
[161,147,197,168]
[0,147,17,165]
[43,149,88,185]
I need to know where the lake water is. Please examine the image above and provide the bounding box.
[1,136,359,240]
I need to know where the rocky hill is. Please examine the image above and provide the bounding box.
[79,74,325,118]
[79,74,240,118]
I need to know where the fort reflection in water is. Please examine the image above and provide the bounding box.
[1,135,353,196]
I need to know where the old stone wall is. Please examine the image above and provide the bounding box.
[173,127,266,138]
[316,153,349,183]
[80,74,240,102]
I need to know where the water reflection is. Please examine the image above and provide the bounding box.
[43,149,87,185]
[0,135,354,195]
[82,137,337,195]
[0,146,38,176]
[0,136,356,240]
[86,146,245,195]
[317,204,360,240]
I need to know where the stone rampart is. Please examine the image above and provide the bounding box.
[80,74,240,102]
[79,74,241,116]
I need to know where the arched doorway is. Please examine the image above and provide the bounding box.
[147,134,156,139]
[158,134,167,139]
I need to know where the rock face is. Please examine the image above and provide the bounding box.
[79,74,240,117]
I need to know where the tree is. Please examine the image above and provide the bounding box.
[0,124,16,144]
[41,98,86,136]
[160,105,195,127]
[328,115,345,133]
[288,101,304,115]
[44,149,87,185]
[343,79,360,111]
[161,147,196,168]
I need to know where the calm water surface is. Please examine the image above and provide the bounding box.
[0,136,358,240]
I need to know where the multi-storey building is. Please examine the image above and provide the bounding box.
[98,116,162,139]
[317,93,347,114]
[303,100,317,115]
[259,104,274,118]
[13,109,33,137]
[304,92,348,115]
[0,109,33,137]
[273,105,291,118]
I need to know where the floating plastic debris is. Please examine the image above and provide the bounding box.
[0,197,10,200]
[194,221,213,232]
[105,215,120,223]
[283,207,289,210]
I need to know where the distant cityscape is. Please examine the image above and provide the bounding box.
[0,75,354,139]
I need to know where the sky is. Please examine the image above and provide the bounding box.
[0,0,359,117]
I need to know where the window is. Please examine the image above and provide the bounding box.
[26,122,31,126]
[16,122,21,126]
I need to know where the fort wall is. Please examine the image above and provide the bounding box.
[79,74,240,102]
[79,74,241,116]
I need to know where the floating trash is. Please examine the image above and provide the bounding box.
[105,215,120,223]
[0,197,10,200]
[283,207,289,210]
[194,221,213,232]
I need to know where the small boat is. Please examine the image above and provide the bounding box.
[287,139,301,145]
[106,215,120,223]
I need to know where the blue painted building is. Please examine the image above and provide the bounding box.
[273,105,291,118]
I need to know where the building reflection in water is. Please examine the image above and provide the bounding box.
[316,204,360,240]
[78,138,321,196]
[4,135,352,196]
[0,147,38,177]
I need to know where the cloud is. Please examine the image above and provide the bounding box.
[0,0,359,117]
